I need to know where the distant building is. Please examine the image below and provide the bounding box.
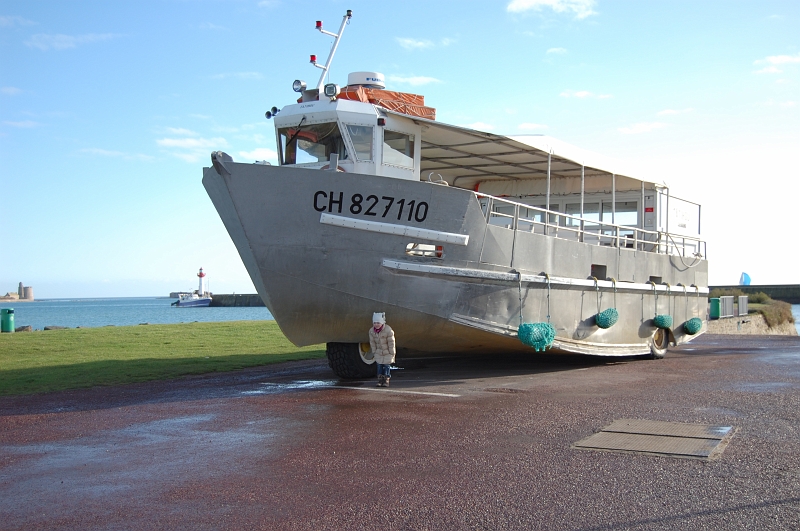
[1,282,33,302]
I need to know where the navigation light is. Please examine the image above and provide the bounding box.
[293,80,307,93]
[323,83,340,98]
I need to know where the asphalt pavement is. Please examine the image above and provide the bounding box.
[1,334,798,530]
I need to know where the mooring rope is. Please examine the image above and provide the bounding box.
[684,283,702,334]
[517,272,556,352]
[653,281,673,329]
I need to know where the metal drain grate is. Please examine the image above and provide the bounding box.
[573,419,735,460]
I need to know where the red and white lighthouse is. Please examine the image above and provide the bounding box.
[197,267,207,296]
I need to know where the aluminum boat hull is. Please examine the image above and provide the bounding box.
[203,163,708,356]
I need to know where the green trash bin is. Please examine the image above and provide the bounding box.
[1,308,14,333]
[709,298,720,320]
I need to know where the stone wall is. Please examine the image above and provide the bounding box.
[706,314,798,336]
[209,294,265,307]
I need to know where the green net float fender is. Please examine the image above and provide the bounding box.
[595,308,619,329]
[654,314,673,329]
[518,322,556,352]
[684,317,702,335]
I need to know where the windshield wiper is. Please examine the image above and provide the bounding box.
[285,116,308,147]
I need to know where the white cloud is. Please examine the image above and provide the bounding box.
[157,136,228,163]
[80,148,154,161]
[507,0,597,19]
[164,127,198,136]
[618,122,666,134]
[439,38,456,46]
[396,37,434,50]
[0,15,35,26]
[157,137,226,149]
[462,122,495,131]
[1,86,22,95]
[25,33,120,51]
[546,47,567,54]
[388,75,443,86]
[657,108,693,116]
[754,66,782,74]
[762,99,798,108]
[518,123,548,130]
[211,72,263,80]
[238,148,278,162]
[755,53,800,65]
[3,120,38,128]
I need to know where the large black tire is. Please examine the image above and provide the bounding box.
[326,342,375,379]
[650,328,669,359]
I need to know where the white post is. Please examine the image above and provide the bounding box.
[545,150,551,235]
[314,11,353,91]
[612,173,617,246]
[580,164,585,242]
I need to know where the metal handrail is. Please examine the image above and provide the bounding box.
[476,192,706,259]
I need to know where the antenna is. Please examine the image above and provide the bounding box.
[310,9,353,91]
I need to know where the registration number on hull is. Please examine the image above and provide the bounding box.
[313,191,429,223]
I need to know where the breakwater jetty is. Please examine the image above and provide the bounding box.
[209,294,265,307]
[710,284,800,304]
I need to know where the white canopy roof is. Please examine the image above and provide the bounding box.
[384,111,662,194]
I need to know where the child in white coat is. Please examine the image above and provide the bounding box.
[369,312,396,387]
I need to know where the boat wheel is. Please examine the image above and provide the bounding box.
[650,328,669,359]
[326,342,375,379]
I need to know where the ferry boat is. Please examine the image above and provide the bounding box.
[171,268,212,307]
[203,10,708,377]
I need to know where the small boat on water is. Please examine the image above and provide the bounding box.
[172,268,212,307]
[203,10,709,377]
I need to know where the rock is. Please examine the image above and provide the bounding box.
[15,325,32,332]
[43,326,69,331]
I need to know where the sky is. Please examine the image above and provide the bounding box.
[1,0,798,298]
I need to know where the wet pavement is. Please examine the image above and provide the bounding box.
[1,334,799,530]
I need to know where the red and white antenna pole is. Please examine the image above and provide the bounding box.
[310,9,353,91]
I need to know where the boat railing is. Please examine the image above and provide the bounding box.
[476,193,706,259]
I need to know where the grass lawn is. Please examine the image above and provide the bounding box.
[0,321,325,396]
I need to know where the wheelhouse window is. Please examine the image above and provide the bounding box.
[346,124,374,161]
[278,122,348,165]
[382,130,415,168]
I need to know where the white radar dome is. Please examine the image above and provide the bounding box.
[347,71,385,89]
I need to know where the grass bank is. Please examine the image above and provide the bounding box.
[0,321,325,396]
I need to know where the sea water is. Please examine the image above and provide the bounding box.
[1,297,273,330]
[2,300,799,334]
